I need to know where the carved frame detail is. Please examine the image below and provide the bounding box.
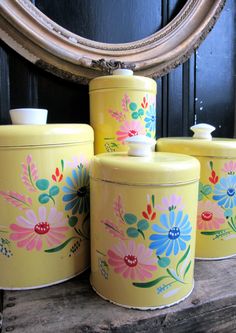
[0,0,226,84]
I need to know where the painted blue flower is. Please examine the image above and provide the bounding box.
[62,164,89,215]
[213,175,236,208]
[149,210,192,256]
[144,104,156,132]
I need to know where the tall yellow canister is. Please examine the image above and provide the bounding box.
[0,124,94,289]
[157,123,236,260]
[90,136,200,309]
[89,69,157,154]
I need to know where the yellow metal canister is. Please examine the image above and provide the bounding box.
[0,124,94,289]
[90,137,200,309]
[89,69,157,154]
[157,123,236,260]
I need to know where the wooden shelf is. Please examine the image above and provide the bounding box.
[1,258,236,333]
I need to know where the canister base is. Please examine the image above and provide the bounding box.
[0,266,89,290]
[90,278,194,310]
[195,253,236,261]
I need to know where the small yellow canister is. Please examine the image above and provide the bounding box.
[157,123,236,260]
[0,124,94,289]
[90,137,200,309]
[89,69,157,154]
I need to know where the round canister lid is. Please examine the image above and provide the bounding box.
[90,152,200,185]
[157,123,236,158]
[0,124,94,147]
[89,73,157,93]
[157,137,236,158]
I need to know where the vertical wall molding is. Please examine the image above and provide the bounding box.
[0,46,10,123]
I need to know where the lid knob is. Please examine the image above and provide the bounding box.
[190,123,215,140]
[125,135,156,157]
[112,69,133,76]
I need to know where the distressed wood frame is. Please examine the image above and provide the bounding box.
[0,0,225,84]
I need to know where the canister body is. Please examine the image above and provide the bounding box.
[194,156,236,259]
[157,138,236,259]
[90,178,198,309]
[89,75,157,154]
[0,127,93,289]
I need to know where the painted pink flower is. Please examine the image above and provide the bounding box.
[10,207,69,251]
[155,194,184,211]
[197,200,225,230]
[107,240,157,281]
[116,120,146,144]
[222,161,236,175]
[21,155,38,192]
[121,94,131,112]
[108,109,125,122]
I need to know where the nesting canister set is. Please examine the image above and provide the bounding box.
[1,69,236,310]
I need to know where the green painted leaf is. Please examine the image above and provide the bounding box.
[158,257,170,268]
[177,245,190,274]
[36,179,49,191]
[129,102,137,111]
[49,185,60,196]
[45,237,78,253]
[203,185,212,195]
[68,216,78,227]
[137,229,145,240]
[138,108,144,116]
[137,219,149,231]
[133,275,168,288]
[167,268,184,283]
[124,213,137,225]
[38,193,50,204]
[132,112,139,119]
[61,159,64,171]
[209,160,213,170]
[201,230,227,235]
[198,192,203,201]
[184,261,192,278]
[127,227,139,238]
[228,218,236,232]
[198,183,212,200]
[151,194,155,208]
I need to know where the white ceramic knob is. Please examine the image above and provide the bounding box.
[112,69,133,76]
[9,108,48,125]
[190,123,215,140]
[125,135,156,157]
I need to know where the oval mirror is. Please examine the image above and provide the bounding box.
[0,0,225,84]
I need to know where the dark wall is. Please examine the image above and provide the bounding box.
[0,0,235,138]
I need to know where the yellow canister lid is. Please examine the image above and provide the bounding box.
[89,69,157,93]
[157,137,236,158]
[90,152,200,185]
[0,124,94,147]
[157,124,236,158]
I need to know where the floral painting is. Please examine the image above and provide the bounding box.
[149,211,192,256]
[0,154,90,257]
[97,193,193,300]
[9,207,68,251]
[105,94,156,152]
[198,160,236,240]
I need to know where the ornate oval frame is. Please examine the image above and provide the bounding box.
[0,0,225,84]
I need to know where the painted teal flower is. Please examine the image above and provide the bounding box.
[213,175,236,208]
[62,164,89,215]
[144,104,156,132]
[149,210,191,256]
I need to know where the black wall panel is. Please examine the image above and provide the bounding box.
[0,0,235,138]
